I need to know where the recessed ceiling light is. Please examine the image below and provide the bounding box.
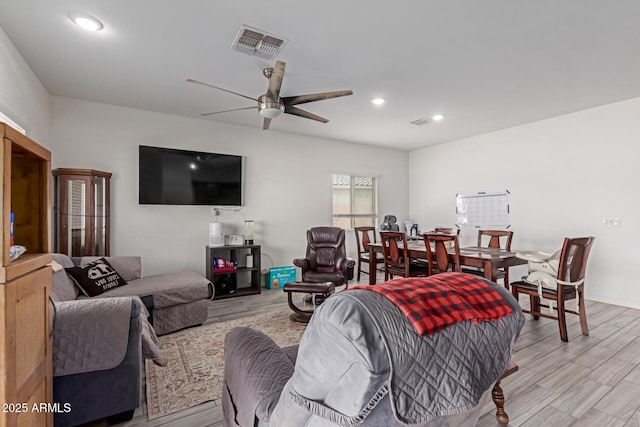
[371,98,385,106]
[432,114,445,121]
[69,13,104,32]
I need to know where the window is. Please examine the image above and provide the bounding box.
[332,173,377,228]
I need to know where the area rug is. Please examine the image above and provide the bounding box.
[145,310,306,420]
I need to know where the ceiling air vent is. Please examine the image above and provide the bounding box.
[231,25,288,60]
[410,118,431,126]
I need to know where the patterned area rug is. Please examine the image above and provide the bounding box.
[145,310,306,420]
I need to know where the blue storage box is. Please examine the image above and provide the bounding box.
[265,266,296,289]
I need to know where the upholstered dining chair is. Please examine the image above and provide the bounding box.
[463,230,514,287]
[510,236,595,342]
[379,231,430,280]
[293,226,355,292]
[423,232,461,275]
[354,226,384,281]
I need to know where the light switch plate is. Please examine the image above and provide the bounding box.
[602,217,621,228]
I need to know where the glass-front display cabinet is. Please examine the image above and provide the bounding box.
[53,168,112,256]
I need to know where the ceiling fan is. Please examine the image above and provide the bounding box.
[187,61,353,130]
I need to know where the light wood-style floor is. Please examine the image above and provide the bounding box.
[89,273,640,427]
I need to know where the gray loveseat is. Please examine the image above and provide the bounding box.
[223,276,524,426]
[51,253,213,426]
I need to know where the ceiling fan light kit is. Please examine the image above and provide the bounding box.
[188,60,353,130]
[258,95,285,118]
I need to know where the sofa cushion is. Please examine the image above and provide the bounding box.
[52,254,80,302]
[80,256,142,282]
[66,258,128,297]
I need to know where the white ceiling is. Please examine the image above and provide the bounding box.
[1,1,640,151]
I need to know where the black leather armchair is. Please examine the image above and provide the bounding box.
[293,226,355,291]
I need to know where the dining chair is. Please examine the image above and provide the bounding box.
[433,226,461,235]
[510,236,595,342]
[379,231,430,280]
[463,229,514,287]
[354,226,384,281]
[423,232,461,275]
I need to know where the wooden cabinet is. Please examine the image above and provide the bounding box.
[206,245,261,299]
[0,122,53,427]
[53,168,111,257]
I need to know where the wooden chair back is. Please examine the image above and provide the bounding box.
[380,231,406,264]
[424,233,461,275]
[474,229,514,286]
[557,236,595,285]
[380,231,411,279]
[354,226,382,281]
[478,230,513,250]
[354,226,375,254]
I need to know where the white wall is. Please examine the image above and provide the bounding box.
[409,97,640,308]
[51,96,410,276]
[6,20,638,309]
[0,26,50,146]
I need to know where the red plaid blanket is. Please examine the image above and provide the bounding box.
[351,272,513,335]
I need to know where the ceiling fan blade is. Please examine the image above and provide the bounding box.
[263,118,272,130]
[200,106,256,116]
[282,90,353,106]
[266,61,286,101]
[186,79,257,102]
[284,106,329,123]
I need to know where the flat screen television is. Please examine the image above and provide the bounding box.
[139,145,243,206]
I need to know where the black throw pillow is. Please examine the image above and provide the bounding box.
[65,258,127,297]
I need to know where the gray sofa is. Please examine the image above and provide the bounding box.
[51,253,213,426]
[223,277,524,426]
[54,254,214,335]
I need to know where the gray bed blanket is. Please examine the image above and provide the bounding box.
[53,296,164,377]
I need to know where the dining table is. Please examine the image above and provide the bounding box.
[367,240,527,285]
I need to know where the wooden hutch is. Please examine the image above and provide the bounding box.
[0,123,53,427]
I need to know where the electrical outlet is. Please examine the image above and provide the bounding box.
[211,207,220,216]
[601,217,621,228]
